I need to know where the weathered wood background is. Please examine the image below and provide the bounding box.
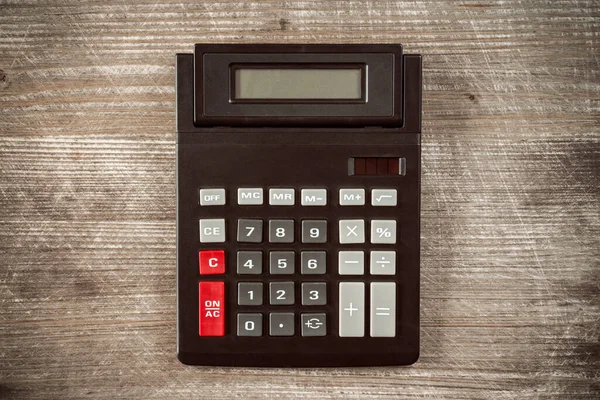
[0,1,598,398]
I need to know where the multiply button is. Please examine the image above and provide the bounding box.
[199,188,225,206]
[198,281,225,336]
[339,282,365,337]
[199,250,225,275]
[339,219,365,244]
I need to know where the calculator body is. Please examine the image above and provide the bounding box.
[176,44,421,367]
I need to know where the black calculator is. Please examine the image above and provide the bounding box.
[176,44,421,367]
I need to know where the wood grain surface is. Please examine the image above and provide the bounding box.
[1,1,599,398]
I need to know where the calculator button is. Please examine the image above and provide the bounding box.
[238,282,263,306]
[370,220,397,244]
[269,251,295,275]
[199,219,226,243]
[301,313,327,337]
[301,251,327,275]
[339,219,365,244]
[370,282,396,337]
[339,188,365,206]
[269,188,295,206]
[269,282,295,305]
[301,220,327,243]
[237,219,263,243]
[371,189,397,206]
[338,251,365,275]
[339,282,365,337]
[199,250,225,275]
[198,281,225,336]
[199,188,226,206]
[301,189,327,206]
[269,219,294,243]
[370,251,396,275]
[301,282,327,306]
[237,251,262,275]
[269,313,295,336]
[237,313,263,337]
[237,188,263,205]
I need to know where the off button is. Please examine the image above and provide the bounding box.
[199,188,225,206]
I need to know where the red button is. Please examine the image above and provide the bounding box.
[199,250,225,275]
[199,281,225,336]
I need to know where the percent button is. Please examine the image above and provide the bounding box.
[370,220,397,244]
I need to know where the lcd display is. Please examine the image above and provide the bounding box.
[234,68,363,100]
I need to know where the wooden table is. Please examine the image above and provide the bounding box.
[1,1,598,398]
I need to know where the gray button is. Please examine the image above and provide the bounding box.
[301,313,327,337]
[371,189,397,206]
[302,220,327,243]
[370,251,396,275]
[269,313,295,336]
[338,251,365,275]
[199,219,226,243]
[199,188,226,206]
[269,281,295,305]
[237,219,263,243]
[339,188,365,206]
[237,251,262,275]
[339,282,365,337]
[301,251,327,275]
[237,188,263,205]
[237,313,263,336]
[269,219,294,243]
[371,220,397,244]
[339,219,365,244]
[238,282,263,306]
[269,251,295,275]
[301,189,327,206]
[302,282,327,306]
[269,188,295,206]
[370,282,396,337]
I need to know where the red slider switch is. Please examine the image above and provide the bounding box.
[199,281,225,336]
[199,250,225,275]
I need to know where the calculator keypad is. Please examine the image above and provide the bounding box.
[197,187,400,339]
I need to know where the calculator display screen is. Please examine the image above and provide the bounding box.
[233,68,362,100]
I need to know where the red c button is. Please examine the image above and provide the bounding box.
[199,250,225,275]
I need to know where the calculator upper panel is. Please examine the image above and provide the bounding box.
[193,44,403,127]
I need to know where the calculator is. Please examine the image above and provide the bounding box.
[176,44,421,367]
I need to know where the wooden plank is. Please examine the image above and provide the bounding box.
[0,1,599,398]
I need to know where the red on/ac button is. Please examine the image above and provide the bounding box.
[199,250,225,275]
[199,281,225,336]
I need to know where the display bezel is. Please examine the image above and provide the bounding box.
[193,44,403,127]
